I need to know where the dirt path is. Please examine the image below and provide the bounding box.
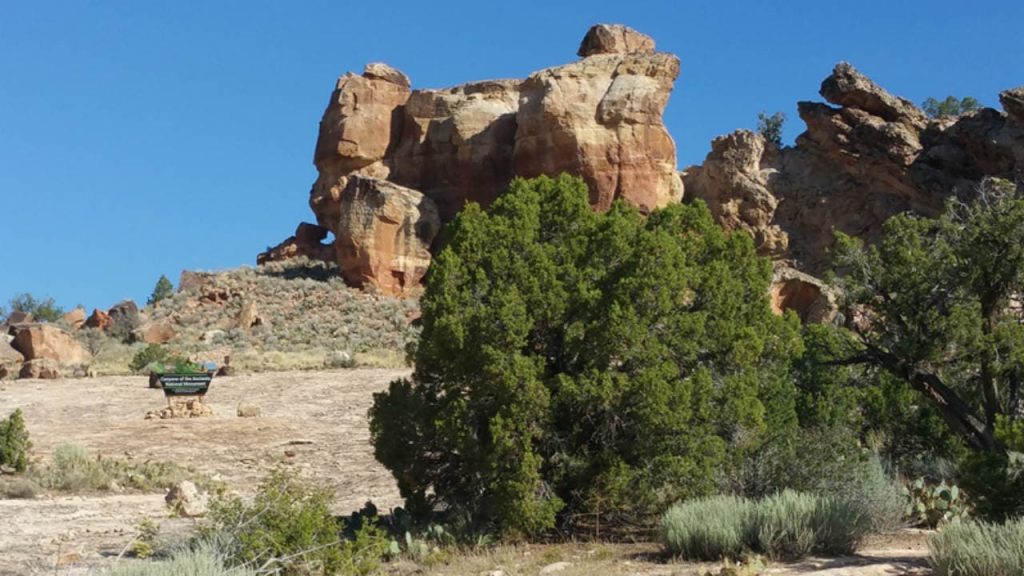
[0,370,932,575]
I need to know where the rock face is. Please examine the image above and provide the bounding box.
[62,308,86,330]
[257,223,335,265]
[10,324,91,365]
[685,63,1024,277]
[0,340,24,379]
[335,176,440,295]
[165,480,209,517]
[266,24,683,294]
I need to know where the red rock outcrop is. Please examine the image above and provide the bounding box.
[265,24,683,295]
[335,176,440,295]
[685,63,1024,278]
[10,323,91,366]
[62,308,86,330]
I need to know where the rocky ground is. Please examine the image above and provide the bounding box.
[0,370,932,576]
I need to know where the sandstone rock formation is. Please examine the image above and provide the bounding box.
[335,176,440,295]
[266,24,683,295]
[685,63,1024,277]
[134,319,176,344]
[146,399,213,420]
[9,324,91,366]
[85,308,112,330]
[62,308,86,330]
[0,339,24,379]
[770,266,837,324]
[19,358,61,379]
[257,222,334,265]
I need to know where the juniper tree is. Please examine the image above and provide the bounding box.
[369,175,802,537]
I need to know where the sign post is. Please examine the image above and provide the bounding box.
[158,373,213,404]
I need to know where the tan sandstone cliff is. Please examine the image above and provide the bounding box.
[261,24,683,295]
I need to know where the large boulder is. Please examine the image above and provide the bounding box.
[335,176,440,295]
[10,324,91,365]
[134,319,176,344]
[577,23,656,57]
[62,308,86,330]
[19,358,61,380]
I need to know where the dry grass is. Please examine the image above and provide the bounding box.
[73,258,416,374]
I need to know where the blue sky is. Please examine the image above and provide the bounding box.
[1,0,1021,311]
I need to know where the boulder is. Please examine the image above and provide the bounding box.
[85,309,112,330]
[335,176,441,295]
[5,311,33,325]
[770,266,837,324]
[10,324,91,365]
[107,300,140,337]
[134,319,176,344]
[0,340,24,379]
[237,404,260,418]
[19,358,61,380]
[165,480,208,517]
[257,222,335,265]
[577,23,656,57]
[62,308,86,330]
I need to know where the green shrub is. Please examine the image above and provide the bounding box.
[130,345,173,373]
[371,175,802,537]
[34,443,211,493]
[4,293,65,323]
[821,455,905,533]
[148,275,175,306]
[0,408,31,472]
[660,491,869,562]
[660,495,753,560]
[922,95,981,118]
[104,543,256,576]
[928,518,1024,576]
[202,470,388,575]
[756,111,785,146]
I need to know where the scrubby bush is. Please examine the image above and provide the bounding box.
[104,543,257,576]
[34,443,210,493]
[928,518,1024,576]
[660,495,753,560]
[660,491,869,562]
[0,477,40,499]
[756,111,785,146]
[3,292,65,322]
[201,470,388,575]
[922,95,981,118]
[0,408,31,473]
[371,175,802,537]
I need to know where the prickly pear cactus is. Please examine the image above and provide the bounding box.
[903,478,968,528]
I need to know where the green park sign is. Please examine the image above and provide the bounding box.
[158,373,213,397]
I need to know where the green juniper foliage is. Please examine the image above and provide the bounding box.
[370,175,802,538]
[922,95,981,118]
[148,275,175,306]
[4,293,65,323]
[0,408,31,473]
[756,111,786,146]
[832,178,1024,454]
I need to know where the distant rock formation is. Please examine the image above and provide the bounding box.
[261,24,683,295]
[685,63,1024,277]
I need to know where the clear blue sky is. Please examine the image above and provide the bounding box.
[2,0,1021,312]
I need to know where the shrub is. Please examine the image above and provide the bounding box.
[104,543,257,576]
[660,495,753,560]
[34,443,211,493]
[371,175,802,537]
[922,95,981,118]
[904,477,969,528]
[757,111,785,146]
[1,477,40,499]
[660,491,869,562]
[821,455,905,533]
[131,345,173,373]
[4,293,64,323]
[202,470,388,575]
[148,275,175,306]
[0,408,31,473]
[928,518,1024,576]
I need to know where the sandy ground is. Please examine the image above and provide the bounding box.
[0,369,408,574]
[0,370,931,575]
